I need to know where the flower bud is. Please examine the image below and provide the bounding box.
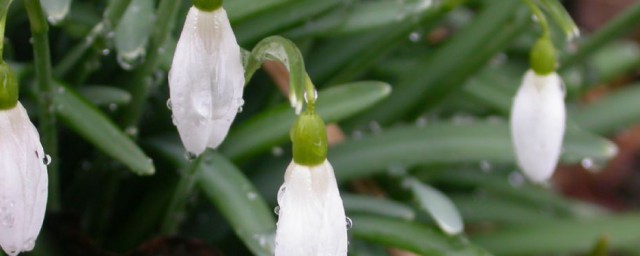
[510,70,565,182]
[168,6,245,156]
[0,102,48,255]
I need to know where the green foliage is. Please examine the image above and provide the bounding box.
[4,0,640,255]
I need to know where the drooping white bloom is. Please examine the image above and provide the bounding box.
[510,70,566,182]
[0,102,48,256]
[168,6,245,156]
[275,160,348,256]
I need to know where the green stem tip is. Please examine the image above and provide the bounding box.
[193,0,222,12]
[0,61,18,110]
[290,110,327,166]
[530,37,557,75]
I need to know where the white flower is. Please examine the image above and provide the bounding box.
[0,102,48,256]
[275,160,348,256]
[510,70,566,182]
[168,6,245,156]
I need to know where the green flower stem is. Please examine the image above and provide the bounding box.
[0,0,10,60]
[120,0,180,129]
[561,2,640,71]
[161,154,204,234]
[304,74,316,109]
[53,0,133,78]
[24,0,60,210]
[523,0,550,37]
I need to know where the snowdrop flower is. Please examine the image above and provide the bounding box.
[168,0,244,156]
[510,38,565,182]
[0,63,48,256]
[275,111,348,256]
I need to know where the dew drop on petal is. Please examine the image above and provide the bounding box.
[277,184,286,204]
[345,217,353,230]
[273,206,280,215]
[166,99,172,110]
[185,151,197,161]
[43,154,52,166]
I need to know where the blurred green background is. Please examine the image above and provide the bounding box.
[4,0,640,255]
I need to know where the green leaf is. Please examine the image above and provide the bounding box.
[406,178,464,235]
[590,41,640,84]
[330,123,616,182]
[198,152,276,256]
[561,2,640,70]
[350,0,529,125]
[114,0,154,70]
[221,81,391,161]
[41,0,72,25]
[54,83,155,175]
[306,0,460,84]
[331,0,437,35]
[76,85,132,106]
[342,194,416,221]
[233,0,341,45]
[573,83,640,135]
[226,0,295,23]
[472,213,640,255]
[351,215,493,256]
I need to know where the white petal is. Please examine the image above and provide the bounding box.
[275,160,348,256]
[0,102,48,255]
[168,7,245,155]
[510,70,566,182]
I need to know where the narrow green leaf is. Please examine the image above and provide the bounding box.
[221,81,391,161]
[472,213,640,255]
[590,41,640,84]
[114,0,154,70]
[54,83,154,175]
[233,0,341,45]
[226,0,294,23]
[406,178,464,235]
[331,0,436,35]
[561,2,640,70]
[41,0,71,25]
[198,152,276,256]
[451,194,557,225]
[330,123,616,182]
[351,215,492,256]
[76,85,132,106]
[307,0,460,84]
[351,1,529,125]
[342,194,416,221]
[573,83,640,135]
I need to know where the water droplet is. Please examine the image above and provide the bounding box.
[185,151,197,161]
[125,126,138,136]
[271,147,283,157]
[166,99,172,110]
[303,89,318,103]
[29,37,34,44]
[274,206,280,215]
[479,160,492,173]
[56,87,66,94]
[345,217,353,230]
[237,106,243,113]
[369,121,382,134]
[409,32,421,42]
[247,192,257,200]
[23,238,35,250]
[1,213,14,228]
[508,172,525,187]
[351,130,364,140]
[415,116,428,127]
[101,48,111,56]
[580,158,602,173]
[277,184,286,204]
[387,163,407,177]
[108,103,118,111]
[43,154,52,166]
